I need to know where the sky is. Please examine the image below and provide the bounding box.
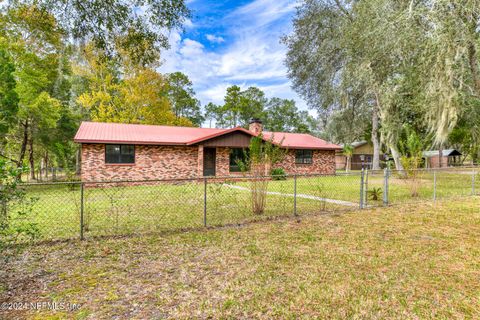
[159,0,311,115]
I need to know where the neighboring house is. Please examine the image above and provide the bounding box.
[422,149,463,168]
[335,141,375,170]
[74,119,341,181]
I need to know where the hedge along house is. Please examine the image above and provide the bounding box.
[74,119,341,182]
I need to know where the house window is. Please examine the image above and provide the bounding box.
[230,148,248,172]
[295,149,313,164]
[105,144,135,164]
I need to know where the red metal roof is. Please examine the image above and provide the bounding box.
[74,122,341,150]
[263,132,341,150]
[74,122,223,145]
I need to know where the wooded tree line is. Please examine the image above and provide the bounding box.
[0,2,195,179]
[0,2,317,180]
[284,0,480,169]
[204,85,318,133]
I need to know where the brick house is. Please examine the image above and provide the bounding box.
[74,119,341,181]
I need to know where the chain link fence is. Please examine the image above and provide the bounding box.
[365,167,479,207]
[22,167,77,183]
[8,167,479,242]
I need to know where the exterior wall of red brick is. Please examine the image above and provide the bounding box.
[220,148,335,176]
[215,147,230,176]
[81,144,336,181]
[275,150,336,175]
[81,144,199,181]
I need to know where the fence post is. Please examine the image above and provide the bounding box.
[80,182,84,240]
[293,174,297,216]
[364,169,369,208]
[433,169,437,203]
[360,169,365,209]
[383,168,389,206]
[203,177,207,227]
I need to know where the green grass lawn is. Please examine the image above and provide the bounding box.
[2,199,479,319]
[14,170,479,241]
[18,181,300,241]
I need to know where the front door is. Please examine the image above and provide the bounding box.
[203,148,216,176]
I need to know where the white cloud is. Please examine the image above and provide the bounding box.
[227,0,297,30]
[179,38,205,56]
[159,0,309,115]
[197,83,232,104]
[161,34,220,84]
[206,34,225,43]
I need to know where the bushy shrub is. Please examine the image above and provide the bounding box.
[399,126,424,197]
[271,168,286,180]
[236,134,286,214]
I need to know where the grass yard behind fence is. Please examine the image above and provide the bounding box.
[2,199,480,319]
[13,169,480,241]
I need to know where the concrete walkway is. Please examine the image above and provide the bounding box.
[223,184,358,207]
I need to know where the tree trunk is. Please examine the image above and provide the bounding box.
[390,144,404,171]
[44,151,49,179]
[28,136,35,180]
[438,146,443,168]
[371,93,381,170]
[468,41,480,94]
[16,120,29,180]
[346,156,351,173]
[18,120,28,168]
[40,158,44,181]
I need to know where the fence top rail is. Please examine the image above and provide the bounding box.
[388,166,478,173]
[363,166,479,172]
[15,166,476,186]
[16,172,364,186]
[19,181,83,186]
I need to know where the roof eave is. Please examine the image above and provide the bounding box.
[74,139,187,146]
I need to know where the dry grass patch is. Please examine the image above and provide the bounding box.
[1,199,480,319]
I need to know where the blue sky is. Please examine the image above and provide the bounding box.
[159,0,310,113]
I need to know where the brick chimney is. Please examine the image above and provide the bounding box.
[249,118,263,135]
